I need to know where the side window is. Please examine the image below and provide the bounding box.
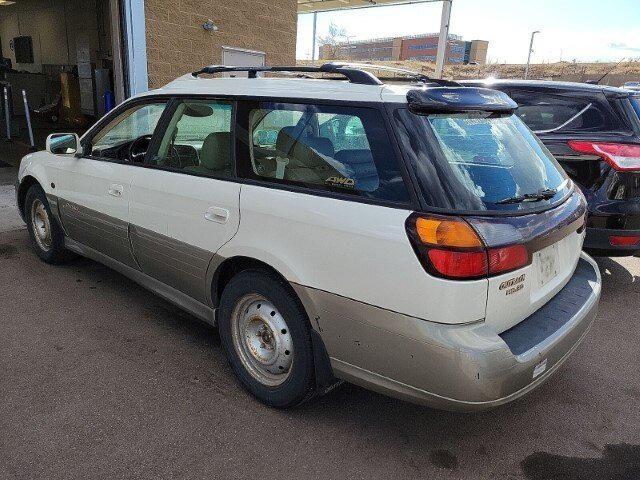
[90,102,167,162]
[253,110,303,149]
[317,114,369,152]
[509,90,608,133]
[150,100,233,178]
[237,101,410,203]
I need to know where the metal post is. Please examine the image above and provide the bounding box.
[22,90,35,149]
[3,87,11,141]
[311,12,318,62]
[435,0,453,79]
[122,0,149,96]
[524,31,540,79]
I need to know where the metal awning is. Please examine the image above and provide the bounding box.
[297,0,441,13]
[298,0,452,79]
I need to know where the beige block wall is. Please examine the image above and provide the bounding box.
[145,0,298,89]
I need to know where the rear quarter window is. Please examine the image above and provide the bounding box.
[235,101,411,204]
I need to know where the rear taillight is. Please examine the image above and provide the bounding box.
[406,214,530,280]
[488,245,529,275]
[610,235,640,247]
[427,249,488,279]
[568,141,640,171]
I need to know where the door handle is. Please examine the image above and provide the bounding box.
[204,206,229,224]
[108,184,124,198]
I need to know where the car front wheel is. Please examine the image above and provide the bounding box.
[24,185,69,264]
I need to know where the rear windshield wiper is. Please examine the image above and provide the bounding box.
[496,188,557,205]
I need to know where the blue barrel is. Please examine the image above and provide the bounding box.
[104,91,115,113]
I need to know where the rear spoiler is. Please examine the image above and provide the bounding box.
[407,87,518,114]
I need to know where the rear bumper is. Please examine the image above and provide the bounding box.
[300,253,601,411]
[584,226,640,255]
[584,193,640,255]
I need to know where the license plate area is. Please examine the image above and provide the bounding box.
[535,243,560,288]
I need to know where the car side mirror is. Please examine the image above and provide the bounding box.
[46,133,83,156]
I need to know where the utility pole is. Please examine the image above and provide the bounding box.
[435,0,453,79]
[524,30,540,79]
[311,12,318,62]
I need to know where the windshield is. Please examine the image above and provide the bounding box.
[394,109,571,213]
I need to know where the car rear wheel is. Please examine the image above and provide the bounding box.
[24,185,69,264]
[218,269,316,407]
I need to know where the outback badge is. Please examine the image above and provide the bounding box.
[499,274,526,295]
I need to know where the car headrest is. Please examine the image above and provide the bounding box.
[289,136,335,170]
[297,137,335,158]
[275,126,298,157]
[200,132,231,170]
[275,127,335,159]
[272,125,338,175]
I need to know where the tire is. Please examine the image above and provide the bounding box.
[218,269,316,408]
[24,184,69,264]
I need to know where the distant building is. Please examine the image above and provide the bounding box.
[468,40,489,65]
[319,34,488,65]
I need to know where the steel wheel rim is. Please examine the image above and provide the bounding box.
[230,294,294,387]
[31,199,52,251]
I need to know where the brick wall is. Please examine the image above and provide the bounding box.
[145,0,298,89]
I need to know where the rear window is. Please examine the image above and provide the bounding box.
[508,91,611,133]
[394,110,571,213]
[514,102,586,132]
[236,101,410,204]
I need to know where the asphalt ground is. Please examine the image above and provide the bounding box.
[1,167,639,480]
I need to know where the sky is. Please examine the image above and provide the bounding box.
[296,0,640,64]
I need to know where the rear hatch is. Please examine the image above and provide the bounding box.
[468,197,585,332]
[395,87,586,333]
[533,93,640,202]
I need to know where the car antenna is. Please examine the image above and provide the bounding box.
[588,58,626,85]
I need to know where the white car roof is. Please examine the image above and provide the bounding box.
[142,73,414,104]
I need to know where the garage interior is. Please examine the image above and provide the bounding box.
[0,0,126,158]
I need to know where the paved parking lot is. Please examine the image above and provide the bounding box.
[1,168,639,480]
[0,168,23,233]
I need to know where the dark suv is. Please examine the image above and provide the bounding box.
[462,79,640,256]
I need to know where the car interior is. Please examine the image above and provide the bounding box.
[249,109,383,192]
[150,102,233,177]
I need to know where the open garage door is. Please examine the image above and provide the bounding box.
[0,0,143,155]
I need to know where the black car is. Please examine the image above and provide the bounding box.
[461,79,640,256]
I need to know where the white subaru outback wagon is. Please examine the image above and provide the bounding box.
[16,63,601,410]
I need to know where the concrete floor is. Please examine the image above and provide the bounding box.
[1,171,639,480]
[0,167,24,233]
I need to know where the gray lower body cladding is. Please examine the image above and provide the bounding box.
[58,198,139,269]
[56,198,217,304]
[64,236,216,325]
[129,224,213,304]
[295,254,601,411]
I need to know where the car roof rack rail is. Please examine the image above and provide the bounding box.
[191,62,462,87]
[191,63,383,85]
[332,62,462,87]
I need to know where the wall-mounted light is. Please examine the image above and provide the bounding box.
[0,0,16,5]
[203,20,218,32]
